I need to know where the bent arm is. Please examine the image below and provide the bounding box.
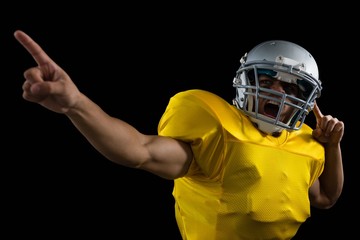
[309,102,344,208]
[66,93,193,180]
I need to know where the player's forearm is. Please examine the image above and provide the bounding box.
[319,143,344,206]
[65,93,148,167]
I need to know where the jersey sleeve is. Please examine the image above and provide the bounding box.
[158,89,228,179]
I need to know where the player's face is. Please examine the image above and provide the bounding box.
[257,75,300,123]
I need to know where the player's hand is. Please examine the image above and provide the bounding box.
[312,101,344,145]
[15,30,81,114]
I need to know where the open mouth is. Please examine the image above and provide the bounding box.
[264,101,279,119]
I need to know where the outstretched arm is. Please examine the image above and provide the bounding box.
[309,101,344,209]
[15,30,193,179]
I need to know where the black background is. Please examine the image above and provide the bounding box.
[4,3,355,239]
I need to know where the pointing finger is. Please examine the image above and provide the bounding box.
[14,30,54,67]
[312,101,324,122]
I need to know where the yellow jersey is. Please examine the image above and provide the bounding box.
[158,89,325,240]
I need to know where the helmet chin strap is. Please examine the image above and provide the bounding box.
[249,116,285,135]
[233,97,294,135]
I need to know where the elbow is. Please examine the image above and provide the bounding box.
[311,191,342,210]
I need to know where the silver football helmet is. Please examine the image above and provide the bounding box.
[233,40,322,134]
